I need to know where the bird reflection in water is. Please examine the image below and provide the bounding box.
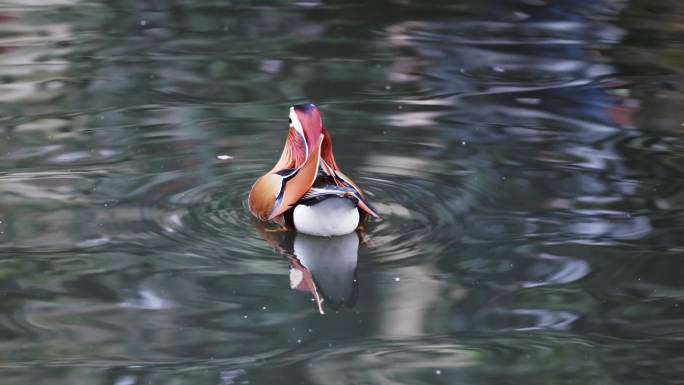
[254,225,360,314]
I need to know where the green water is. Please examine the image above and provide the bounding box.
[1,0,684,384]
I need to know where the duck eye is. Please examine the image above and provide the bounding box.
[288,118,292,125]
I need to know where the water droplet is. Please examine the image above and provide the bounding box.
[297,339,302,344]
[385,85,392,90]
[435,369,442,375]
[394,277,401,282]
[140,20,147,26]
[217,154,233,160]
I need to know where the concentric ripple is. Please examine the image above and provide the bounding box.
[358,174,467,265]
[140,162,275,262]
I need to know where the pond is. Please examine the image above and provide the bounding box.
[1,0,683,384]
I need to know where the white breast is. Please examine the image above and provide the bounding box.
[293,197,360,236]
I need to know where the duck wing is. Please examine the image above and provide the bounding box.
[249,135,324,221]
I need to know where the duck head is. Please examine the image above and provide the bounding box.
[289,103,323,162]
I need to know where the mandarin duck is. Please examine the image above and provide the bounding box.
[248,103,378,236]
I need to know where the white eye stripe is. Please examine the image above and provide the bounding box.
[289,107,309,158]
[289,108,304,134]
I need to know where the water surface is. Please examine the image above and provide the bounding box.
[1,0,684,384]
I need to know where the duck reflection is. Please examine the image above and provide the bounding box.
[255,225,360,314]
[289,233,359,314]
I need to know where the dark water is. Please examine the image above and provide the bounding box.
[1,0,684,384]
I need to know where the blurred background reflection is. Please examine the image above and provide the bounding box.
[1,0,684,384]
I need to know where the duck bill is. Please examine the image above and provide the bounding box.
[268,134,324,220]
